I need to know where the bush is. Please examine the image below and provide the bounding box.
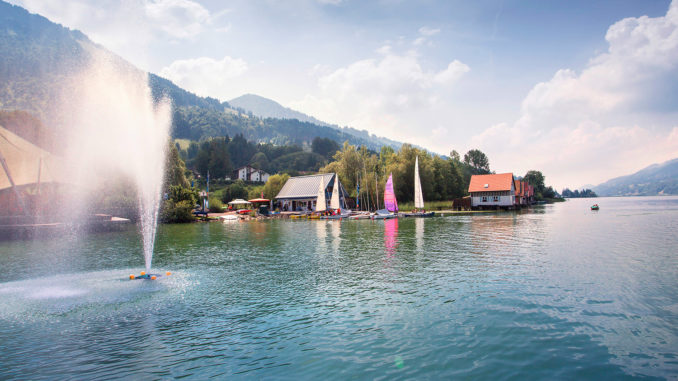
[160,200,195,223]
[208,197,223,212]
[220,180,248,203]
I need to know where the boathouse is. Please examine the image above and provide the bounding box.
[468,173,516,209]
[275,173,348,212]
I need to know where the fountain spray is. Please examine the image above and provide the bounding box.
[60,48,171,273]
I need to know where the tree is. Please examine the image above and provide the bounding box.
[249,152,270,172]
[208,137,232,179]
[463,149,490,173]
[312,137,340,159]
[165,142,190,188]
[523,170,546,195]
[262,174,290,200]
[449,150,461,162]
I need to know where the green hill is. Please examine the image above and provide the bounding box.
[594,158,678,196]
[0,0,404,152]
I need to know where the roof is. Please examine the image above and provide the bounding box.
[0,125,66,190]
[468,173,514,193]
[235,165,267,173]
[275,173,336,200]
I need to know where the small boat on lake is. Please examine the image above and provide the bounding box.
[372,173,398,219]
[591,204,600,211]
[400,156,434,218]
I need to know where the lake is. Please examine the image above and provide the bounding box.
[1,196,677,379]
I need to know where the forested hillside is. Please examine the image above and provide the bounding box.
[594,158,678,196]
[0,0,404,153]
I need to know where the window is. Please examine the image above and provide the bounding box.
[482,196,488,202]
[493,196,499,202]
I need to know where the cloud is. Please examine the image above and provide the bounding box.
[144,0,211,39]
[292,49,469,144]
[418,26,441,36]
[9,0,226,69]
[159,56,248,98]
[414,26,440,46]
[471,1,678,189]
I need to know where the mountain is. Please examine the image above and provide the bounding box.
[594,158,678,196]
[229,94,330,126]
[0,1,403,153]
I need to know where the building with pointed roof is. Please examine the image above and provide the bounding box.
[468,173,516,208]
[274,173,348,212]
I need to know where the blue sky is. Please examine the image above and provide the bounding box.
[9,0,678,189]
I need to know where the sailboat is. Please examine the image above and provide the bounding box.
[310,176,327,219]
[372,173,397,219]
[322,174,349,219]
[401,156,434,217]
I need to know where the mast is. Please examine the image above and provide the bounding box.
[375,174,379,210]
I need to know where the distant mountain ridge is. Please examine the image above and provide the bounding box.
[229,94,330,126]
[229,93,404,150]
[594,158,678,196]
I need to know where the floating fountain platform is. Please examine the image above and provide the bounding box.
[129,271,171,280]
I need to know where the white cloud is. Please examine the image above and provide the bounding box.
[9,0,226,70]
[418,26,440,36]
[293,50,469,144]
[144,0,211,39]
[471,1,678,189]
[160,56,248,98]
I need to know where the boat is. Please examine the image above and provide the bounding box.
[371,208,396,219]
[320,174,350,219]
[400,156,434,218]
[219,214,240,222]
[591,204,600,211]
[348,211,372,220]
[372,173,398,219]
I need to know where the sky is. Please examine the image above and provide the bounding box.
[8,0,678,190]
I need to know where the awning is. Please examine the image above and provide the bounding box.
[228,199,252,205]
[248,198,270,203]
[0,125,67,191]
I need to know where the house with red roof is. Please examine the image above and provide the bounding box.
[468,173,516,209]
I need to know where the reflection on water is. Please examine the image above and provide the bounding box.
[1,197,677,379]
[315,220,327,254]
[415,218,424,253]
[330,221,341,252]
[384,218,398,258]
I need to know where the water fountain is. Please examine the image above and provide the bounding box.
[61,50,171,272]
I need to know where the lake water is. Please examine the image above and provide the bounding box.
[1,196,677,379]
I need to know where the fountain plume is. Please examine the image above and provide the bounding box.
[59,48,171,271]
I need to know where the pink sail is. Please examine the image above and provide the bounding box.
[384,173,398,212]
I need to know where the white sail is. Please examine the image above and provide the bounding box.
[414,156,424,209]
[330,173,341,210]
[316,176,326,212]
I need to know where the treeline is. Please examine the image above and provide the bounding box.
[317,142,494,205]
[561,188,597,198]
[315,142,561,205]
[177,135,341,180]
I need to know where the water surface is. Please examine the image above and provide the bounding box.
[1,196,677,379]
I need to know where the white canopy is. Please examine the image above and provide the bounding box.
[228,199,252,205]
[0,125,66,191]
